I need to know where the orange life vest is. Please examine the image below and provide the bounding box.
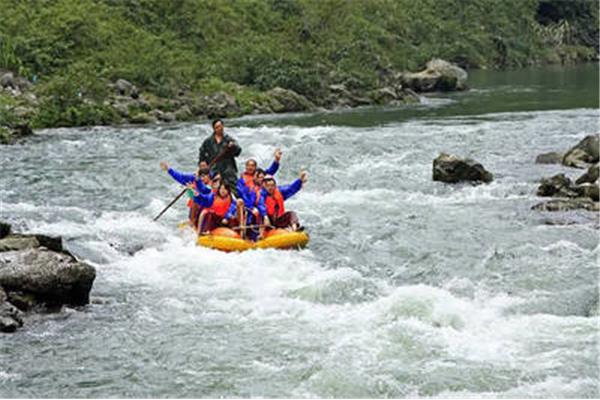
[210,196,232,217]
[265,189,285,218]
[241,173,255,189]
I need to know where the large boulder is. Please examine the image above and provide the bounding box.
[399,59,467,92]
[562,134,599,168]
[0,248,96,307]
[432,153,493,183]
[266,87,315,112]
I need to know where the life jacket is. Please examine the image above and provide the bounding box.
[210,195,232,217]
[265,189,285,218]
[241,173,255,189]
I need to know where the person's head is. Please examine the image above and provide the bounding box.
[245,158,257,175]
[217,182,230,198]
[263,175,276,195]
[254,168,266,186]
[212,118,224,136]
[197,167,211,184]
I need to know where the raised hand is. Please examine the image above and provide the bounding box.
[299,170,308,184]
[274,148,282,162]
[160,161,169,171]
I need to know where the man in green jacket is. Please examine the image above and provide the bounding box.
[198,119,242,195]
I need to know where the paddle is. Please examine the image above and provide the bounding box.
[153,142,234,221]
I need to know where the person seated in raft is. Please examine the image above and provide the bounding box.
[238,168,269,241]
[236,148,282,195]
[160,161,212,227]
[192,182,243,235]
[262,171,308,232]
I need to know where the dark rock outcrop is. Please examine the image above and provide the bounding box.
[0,249,96,307]
[575,163,599,185]
[562,134,599,168]
[432,153,493,184]
[0,222,96,333]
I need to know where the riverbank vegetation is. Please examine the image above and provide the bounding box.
[0,0,598,136]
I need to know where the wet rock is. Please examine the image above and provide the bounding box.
[0,287,23,333]
[265,87,315,112]
[536,174,577,197]
[0,248,96,307]
[535,151,563,164]
[562,134,599,168]
[575,163,599,185]
[399,59,467,92]
[531,198,600,212]
[432,153,493,183]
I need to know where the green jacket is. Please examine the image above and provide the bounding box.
[198,132,242,192]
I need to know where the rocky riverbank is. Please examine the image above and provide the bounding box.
[533,134,600,212]
[0,59,467,144]
[0,222,96,333]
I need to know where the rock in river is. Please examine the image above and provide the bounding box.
[432,153,493,183]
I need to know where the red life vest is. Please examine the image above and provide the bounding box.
[210,195,232,217]
[241,173,255,189]
[265,189,285,218]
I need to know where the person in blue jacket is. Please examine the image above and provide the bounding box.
[160,161,212,226]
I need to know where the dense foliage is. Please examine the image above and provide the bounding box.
[0,0,597,128]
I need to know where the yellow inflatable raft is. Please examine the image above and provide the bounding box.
[194,227,309,252]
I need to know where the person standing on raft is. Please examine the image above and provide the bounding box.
[263,171,308,232]
[198,119,242,195]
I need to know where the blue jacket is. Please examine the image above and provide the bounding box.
[168,167,211,194]
[191,192,236,219]
[276,178,303,201]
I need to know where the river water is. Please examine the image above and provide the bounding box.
[1,64,598,398]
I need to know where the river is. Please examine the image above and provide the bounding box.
[1,63,598,397]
